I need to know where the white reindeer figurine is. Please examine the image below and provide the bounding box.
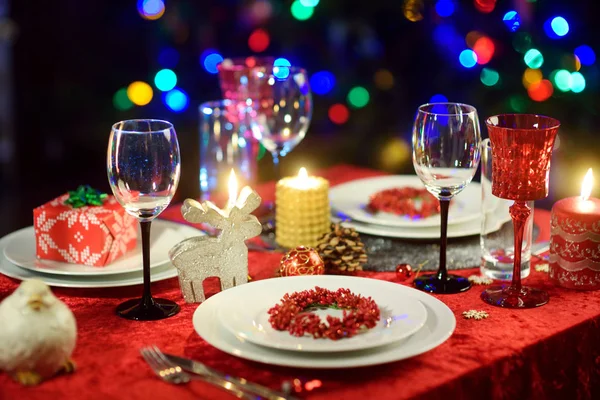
[169,187,262,303]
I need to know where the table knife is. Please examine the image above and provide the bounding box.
[164,353,298,400]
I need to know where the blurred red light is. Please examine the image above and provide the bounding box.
[248,29,270,53]
[473,36,495,64]
[527,79,554,102]
[328,104,350,124]
[474,0,496,13]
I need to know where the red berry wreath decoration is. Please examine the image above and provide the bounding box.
[268,286,380,340]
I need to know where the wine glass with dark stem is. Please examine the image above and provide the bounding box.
[412,103,482,294]
[481,114,559,308]
[107,119,181,320]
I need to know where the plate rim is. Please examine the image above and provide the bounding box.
[329,175,481,228]
[193,275,456,368]
[2,219,202,277]
[215,284,428,353]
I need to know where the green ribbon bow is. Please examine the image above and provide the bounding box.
[64,185,108,208]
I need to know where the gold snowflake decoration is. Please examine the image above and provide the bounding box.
[462,310,489,320]
[535,263,549,273]
[468,275,493,285]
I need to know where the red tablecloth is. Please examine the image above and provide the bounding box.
[1,165,599,400]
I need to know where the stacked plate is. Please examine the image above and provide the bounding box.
[193,275,456,368]
[330,175,509,239]
[0,220,202,288]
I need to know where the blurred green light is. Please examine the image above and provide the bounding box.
[570,72,586,93]
[554,69,572,92]
[480,68,500,86]
[154,69,177,92]
[257,142,267,161]
[113,88,133,111]
[508,95,529,112]
[512,32,532,54]
[524,49,544,69]
[291,0,314,20]
[347,86,370,108]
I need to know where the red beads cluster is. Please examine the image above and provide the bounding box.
[268,287,380,340]
[367,187,440,218]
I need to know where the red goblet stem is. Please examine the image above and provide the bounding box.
[508,201,531,292]
[436,198,450,282]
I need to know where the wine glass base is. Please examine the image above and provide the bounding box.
[116,297,180,321]
[414,274,471,294]
[481,285,549,308]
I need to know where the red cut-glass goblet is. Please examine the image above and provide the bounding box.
[481,114,560,308]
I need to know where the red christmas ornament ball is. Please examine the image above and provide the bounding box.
[395,263,413,281]
[280,246,325,277]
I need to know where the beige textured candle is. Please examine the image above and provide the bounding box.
[276,168,330,248]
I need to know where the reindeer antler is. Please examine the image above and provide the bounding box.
[235,186,262,214]
[181,199,229,229]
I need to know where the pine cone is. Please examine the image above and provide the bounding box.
[316,223,368,272]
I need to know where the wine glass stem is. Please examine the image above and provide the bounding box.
[509,201,531,292]
[437,198,450,281]
[140,220,153,307]
[271,150,281,181]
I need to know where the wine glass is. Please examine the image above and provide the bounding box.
[107,119,181,320]
[247,65,312,179]
[481,114,559,308]
[412,103,482,294]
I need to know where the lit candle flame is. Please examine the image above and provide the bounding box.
[298,167,308,180]
[228,169,238,209]
[581,168,594,201]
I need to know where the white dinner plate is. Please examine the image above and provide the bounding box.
[332,192,512,239]
[3,220,203,276]
[193,276,456,368]
[216,279,428,352]
[330,176,481,228]
[0,229,179,288]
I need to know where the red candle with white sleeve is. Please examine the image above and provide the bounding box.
[549,169,600,290]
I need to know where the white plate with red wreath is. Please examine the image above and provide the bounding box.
[193,275,456,368]
[329,175,481,228]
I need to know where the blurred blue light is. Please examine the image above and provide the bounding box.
[310,71,336,95]
[200,49,223,74]
[575,45,596,66]
[201,107,213,115]
[435,0,454,18]
[430,94,448,103]
[433,24,463,57]
[154,69,177,92]
[459,49,478,68]
[551,17,569,36]
[502,11,520,32]
[138,0,164,17]
[545,16,569,39]
[274,58,291,67]
[238,137,247,148]
[299,0,319,6]
[164,89,189,112]
[158,48,179,68]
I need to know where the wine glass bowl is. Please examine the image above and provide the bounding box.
[107,119,181,320]
[481,114,560,309]
[412,102,482,294]
[249,66,312,160]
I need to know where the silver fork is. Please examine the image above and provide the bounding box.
[140,346,255,399]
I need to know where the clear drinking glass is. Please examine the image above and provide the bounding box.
[480,138,533,280]
[107,119,181,320]
[199,100,258,207]
[412,103,482,294]
[248,66,312,179]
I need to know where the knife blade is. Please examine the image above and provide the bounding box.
[164,353,298,400]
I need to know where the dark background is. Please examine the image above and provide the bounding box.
[1,0,599,237]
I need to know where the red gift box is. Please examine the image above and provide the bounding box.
[549,197,600,290]
[33,194,138,266]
